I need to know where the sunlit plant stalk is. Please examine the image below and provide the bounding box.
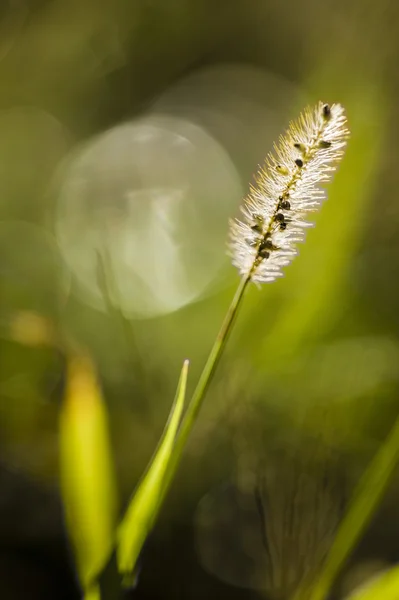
[58,101,351,596]
[57,100,399,599]
[174,273,249,451]
[163,100,349,516]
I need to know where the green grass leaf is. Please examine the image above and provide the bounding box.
[59,353,118,592]
[117,359,189,585]
[295,413,399,600]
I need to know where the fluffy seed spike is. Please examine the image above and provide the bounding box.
[229,102,350,284]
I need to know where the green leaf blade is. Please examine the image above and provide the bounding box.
[59,353,118,592]
[117,359,189,585]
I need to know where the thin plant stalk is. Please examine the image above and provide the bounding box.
[116,277,249,587]
[178,274,250,445]
[162,103,352,600]
[159,101,349,522]
[162,274,250,495]
[117,102,349,591]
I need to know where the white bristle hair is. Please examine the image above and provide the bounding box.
[229,102,350,284]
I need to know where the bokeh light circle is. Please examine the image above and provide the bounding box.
[55,114,242,318]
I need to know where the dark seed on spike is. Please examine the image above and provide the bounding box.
[295,158,303,168]
[275,213,285,223]
[322,104,331,118]
[258,237,273,258]
[259,249,270,259]
[260,238,274,251]
[319,140,332,149]
[280,199,291,210]
[280,222,287,231]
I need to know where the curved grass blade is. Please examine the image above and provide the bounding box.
[117,359,189,586]
[59,352,118,593]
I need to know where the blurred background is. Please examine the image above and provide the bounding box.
[1,0,399,598]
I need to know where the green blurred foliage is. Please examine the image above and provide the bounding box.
[59,353,118,594]
[1,0,399,598]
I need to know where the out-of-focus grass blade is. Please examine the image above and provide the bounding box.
[345,565,399,600]
[59,352,118,592]
[117,359,189,586]
[295,413,399,600]
[84,584,101,600]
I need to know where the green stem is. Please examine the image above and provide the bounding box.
[295,412,399,600]
[114,274,250,594]
[178,274,250,447]
[163,274,250,492]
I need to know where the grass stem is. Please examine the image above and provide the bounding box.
[162,274,250,497]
